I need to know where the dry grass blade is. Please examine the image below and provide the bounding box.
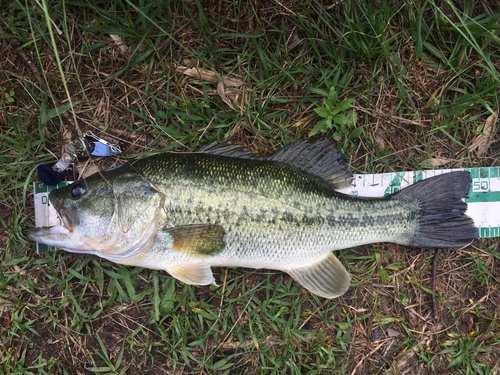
[175,64,245,88]
[469,111,499,157]
[109,34,130,55]
[177,63,245,110]
[427,157,454,167]
[217,81,235,110]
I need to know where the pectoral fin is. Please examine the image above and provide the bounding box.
[285,253,351,299]
[167,263,215,285]
[164,224,226,257]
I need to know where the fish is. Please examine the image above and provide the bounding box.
[27,138,478,298]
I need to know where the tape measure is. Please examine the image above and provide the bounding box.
[335,167,500,238]
[32,167,500,253]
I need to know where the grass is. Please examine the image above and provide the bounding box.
[1,0,500,373]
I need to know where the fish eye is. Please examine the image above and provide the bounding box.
[70,184,86,199]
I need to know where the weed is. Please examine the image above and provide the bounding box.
[309,85,360,145]
[440,330,493,374]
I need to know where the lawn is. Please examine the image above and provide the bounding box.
[1,0,499,374]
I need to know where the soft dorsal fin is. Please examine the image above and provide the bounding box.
[268,138,353,189]
[285,252,351,299]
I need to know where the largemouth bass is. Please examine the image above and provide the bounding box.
[27,138,478,298]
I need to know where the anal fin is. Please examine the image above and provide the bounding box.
[166,263,215,285]
[285,253,351,299]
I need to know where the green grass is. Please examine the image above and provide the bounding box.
[1,0,500,373]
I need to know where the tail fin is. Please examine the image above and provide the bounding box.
[397,171,478,248]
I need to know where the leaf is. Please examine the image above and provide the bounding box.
[387,328,400,338]
[447,355,464,369]
[40,102,73,126]
[469,111,498,156]
[324,99,333,112]
[86,366,113,373]
[349,128,364,139]
[427,157,454,167]
[423,41,447,64]
[217,81,235,110]
[212,359,234,371]
[332,113,352,125]
[313,107,330,118]
[151,274,160,323]
[350,110,358,124]
[327,87,338,104]
[377,317,400,325]
[308,120,327,136]
[337,322,350,330]
[306,87,329,97]
[175,64,244,87]
[110,34,130,54]
[331,98,355,115]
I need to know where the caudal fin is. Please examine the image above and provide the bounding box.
[397,171,478,248]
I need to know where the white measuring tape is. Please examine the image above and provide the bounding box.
[32,167,499,253]
[334,167,499,239]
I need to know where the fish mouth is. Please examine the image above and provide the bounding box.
[26,222,71,243]
[49,191,75,233]
[57,206,74,232]
[26,200,75,243]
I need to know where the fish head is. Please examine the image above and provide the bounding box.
[27,167,165,260]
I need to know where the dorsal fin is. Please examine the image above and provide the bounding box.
[269,137,353,189]
[198,140,261,159]
[199,137,353,189]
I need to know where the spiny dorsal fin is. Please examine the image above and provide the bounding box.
[268,137,353,189]
[285,253,351,299]
[165,224,226,257]
[200,137,353,190]
[198,140,262,159]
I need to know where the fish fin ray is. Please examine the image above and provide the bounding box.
[285,253,351,299]
[199,138,353,190]
[269,137,353,189]
[397,171,478,248]
[164,224,226,257]
[167,263,215,285]
[198,137,353,189]
[198,140,262,159]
